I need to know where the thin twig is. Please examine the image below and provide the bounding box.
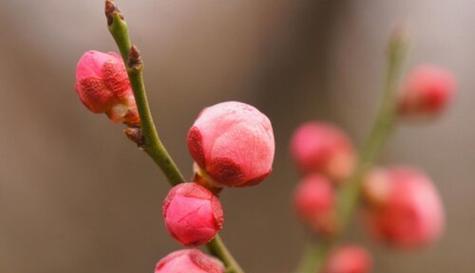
[296,30,408,273]
[104,1,245,272]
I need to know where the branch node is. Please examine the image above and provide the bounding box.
[124,127,145,147]
[128,45,143,69]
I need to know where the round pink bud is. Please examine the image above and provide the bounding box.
[154,249,225,273]
[290,122,355,182]
[323,245,373,273]
[293,174,336,235]
[187,101,275,187]
[362,167,445,248]
[75,50,140,126]
[162,183,224,246]
[398,65,456,118]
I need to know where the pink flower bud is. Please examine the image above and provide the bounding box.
[323,245,372,273]
[290,122,355,182]
[362,167,445,248]
[187,101,275,187]
[162,183,224,246]
[75,50,140,126]
[154,249,225,273]
[293,174,336,235]
[398,65,456,118]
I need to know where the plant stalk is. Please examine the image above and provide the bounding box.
[105,2,244,272]
[297,30,408,273]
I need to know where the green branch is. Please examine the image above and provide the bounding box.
[297,30,408,273]
[104,1,244,272]
[206,234,245,273]
[336,30,407,228]
[295,240,333,273]
[106,1,183,185]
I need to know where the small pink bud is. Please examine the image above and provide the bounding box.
[323,245,372,273]
[187,101,275,187]
[290,122,355,182]
[75,50,140,126]
[162,183,224,246]
[398,65,456,118]
[362,167,445,248]
[154,249,225,273]
[293,174,336,235]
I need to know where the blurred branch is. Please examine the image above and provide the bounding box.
[105,1,244,273]
[337,29,407,227]
[295,240,332,273]
[296,29,408,273]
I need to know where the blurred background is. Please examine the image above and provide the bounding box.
[0,0,474,272]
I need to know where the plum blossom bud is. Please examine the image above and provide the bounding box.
[154,249,225,273]
[398,65,456,118]
[323,245,372,273]
[75,50,140,126]
[187,101,275,187]
[293,174,336,235]
[362,167,445,248]
[290,122,355,182]
[162,183,223,246]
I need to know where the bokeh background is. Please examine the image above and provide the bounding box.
[0,0,474,272]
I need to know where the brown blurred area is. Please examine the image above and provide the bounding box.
[0,0,474,272]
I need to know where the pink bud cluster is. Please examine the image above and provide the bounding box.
[289,64,454,271]
[75,44,454,272]
[291,122,355,235]
[156,101,274,270]
[74,54,276,257]
[362,167,445,248]
[75,50,140,126]
[161,101,273,247]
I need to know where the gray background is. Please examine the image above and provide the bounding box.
[0,1,473,273]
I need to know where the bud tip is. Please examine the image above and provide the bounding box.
[105,0,123,26]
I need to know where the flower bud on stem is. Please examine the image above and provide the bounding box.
[104,1,244,272]
[295,29,408,273]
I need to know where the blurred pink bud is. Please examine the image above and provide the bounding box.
[362,167,445,248]
[75,50,140,126]
[293,174,336,235]
[290,122,355,182]
[162,183,223,246]
[323,245,372,273]
[154,249,225,273]
[398,65,456,118]
[187,101,275,187]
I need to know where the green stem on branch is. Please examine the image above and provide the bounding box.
[336,30,407,227]
[295,240,333,273]
[106,2,183,185]
[207,235,245,273]
[104,1,244,272]
[297,30,408,273]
